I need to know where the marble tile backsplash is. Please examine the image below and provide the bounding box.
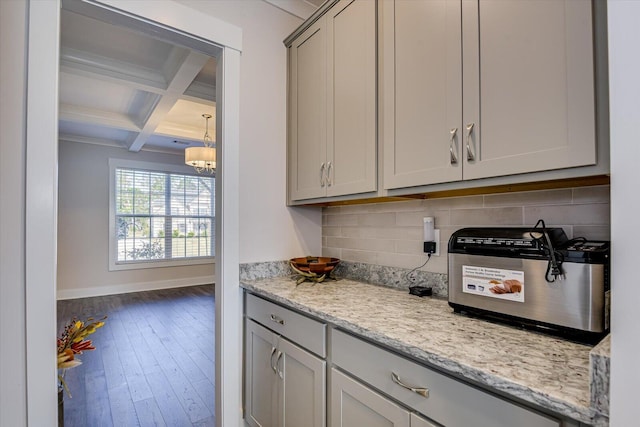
[322,185,610,275]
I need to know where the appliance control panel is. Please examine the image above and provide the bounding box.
[561,240,609,263]
[455,237,536,248]
[563,241,608,252]
[449,227,568,258]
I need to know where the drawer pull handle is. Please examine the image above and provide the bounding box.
[391,372,429,398]
[270,314,285,325]
[270,347,277,373]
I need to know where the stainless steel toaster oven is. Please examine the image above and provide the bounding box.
[448,227,609,343]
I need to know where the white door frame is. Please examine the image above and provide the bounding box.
[25,2,61,425]
[26,1,243,426]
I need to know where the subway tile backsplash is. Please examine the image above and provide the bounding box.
[322,186,610,275]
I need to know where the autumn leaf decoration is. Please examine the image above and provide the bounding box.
[57,316,107,397]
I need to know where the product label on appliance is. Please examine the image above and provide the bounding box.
[462,265,525,303]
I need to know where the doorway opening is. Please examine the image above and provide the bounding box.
[54,1,238,423]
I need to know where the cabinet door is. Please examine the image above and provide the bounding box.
[331,368,410,427]
[382,0,463,189]
[462,0,596,180]
[409,413,437,427]
[290,19,327,201]
[279,339,326,427]
[332,329,561,427]
[326,0,377,197]
[245,320,278,427]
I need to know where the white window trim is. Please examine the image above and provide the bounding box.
[108,158,215,271]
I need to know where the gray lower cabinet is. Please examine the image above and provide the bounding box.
[244,294,577,427]
[410,414,438,427]
[331,329,561,427]
[245,319,326,427]
[331,367,437,427]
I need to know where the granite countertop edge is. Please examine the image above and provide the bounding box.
[240,277,604,426]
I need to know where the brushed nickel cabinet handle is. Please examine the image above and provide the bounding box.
[391,372,429,398]
[270,314,285,325]
[276,351,284,379]
[320,163,326,187]
[327,161,333,187]
[270,347,277,373]
[465,123,475,161]
[449,128,458,164]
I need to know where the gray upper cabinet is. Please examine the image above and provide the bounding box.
[381,0,463,189]
[288,0,377,202]
[462,0,596,180]
[289,20,327,201]
[383,0,597,189]
[288,0,602,203]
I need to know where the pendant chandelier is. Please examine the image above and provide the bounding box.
[185,113,216,174]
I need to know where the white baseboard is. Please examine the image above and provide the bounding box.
[56,276,215,300]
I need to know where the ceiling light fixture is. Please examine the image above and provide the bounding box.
[185,113,216,174]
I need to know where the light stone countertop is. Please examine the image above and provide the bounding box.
[590,335,611,417]
[241,276,606,426]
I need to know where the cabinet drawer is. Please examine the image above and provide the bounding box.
[332,329,560,427]
[246,293,326,357]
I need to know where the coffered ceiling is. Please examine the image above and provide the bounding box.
[59,9,217,154]
[58,0,322,154]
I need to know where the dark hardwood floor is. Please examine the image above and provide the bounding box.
[57,285,215,427]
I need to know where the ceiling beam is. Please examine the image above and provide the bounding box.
[127,49,209,152]
[261,0,317,19]
[60,46,167,94]
[154,122,206,142]
[59,133,184,155]
[58,133,127,149]
[184,81,216,103]
[59,103,141,132]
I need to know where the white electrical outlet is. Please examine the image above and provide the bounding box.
[423,216,441,256]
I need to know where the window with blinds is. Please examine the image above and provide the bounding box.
[115,167,215,263]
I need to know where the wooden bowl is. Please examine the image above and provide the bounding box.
[290,256,340,275]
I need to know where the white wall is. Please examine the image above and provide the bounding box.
[0,1,28,425]
[608,1,640,425]
[178,0,323,263]
[57,141,215,298]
